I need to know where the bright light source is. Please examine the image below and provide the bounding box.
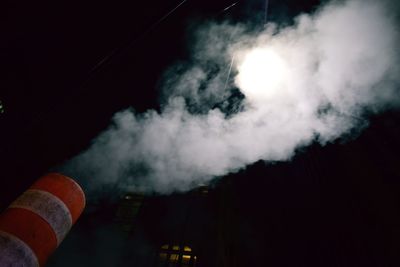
[236,48,287,102]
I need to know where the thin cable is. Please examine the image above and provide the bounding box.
[153,0,188,28]
[218,1,240,15]
[224,55,235,91]
[220,0,242,91]
[222,2,238,13]
[39,0,189,122]
[223,0,270,91]
[264,0,269,25]
[89,0,189,74]
[2,0,191,154]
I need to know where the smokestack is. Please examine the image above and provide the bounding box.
[0,173,85,266]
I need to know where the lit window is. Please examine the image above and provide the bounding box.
[170,253,179,263]
[157,244,197,267]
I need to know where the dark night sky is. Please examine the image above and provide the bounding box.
[1,0,400,266]
[0,0,322,208]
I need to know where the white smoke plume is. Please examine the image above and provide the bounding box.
[60,0,400,196]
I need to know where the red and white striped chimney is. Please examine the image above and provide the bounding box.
[0,173,85,266]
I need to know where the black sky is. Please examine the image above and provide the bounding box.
[0,0,322,207]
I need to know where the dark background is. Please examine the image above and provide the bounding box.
[1,0,400,266]
[0,0,322,211]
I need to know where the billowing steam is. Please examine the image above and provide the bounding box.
[60,0,400,196]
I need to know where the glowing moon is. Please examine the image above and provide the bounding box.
[236,48,287,102]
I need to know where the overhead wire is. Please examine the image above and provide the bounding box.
[89,0,189,74]
[223,0,270,92]
[264,0,269,25]
[0,0,191,155]
[223,56,235,91]
[221,2,239,14]
[30,0,190,126]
